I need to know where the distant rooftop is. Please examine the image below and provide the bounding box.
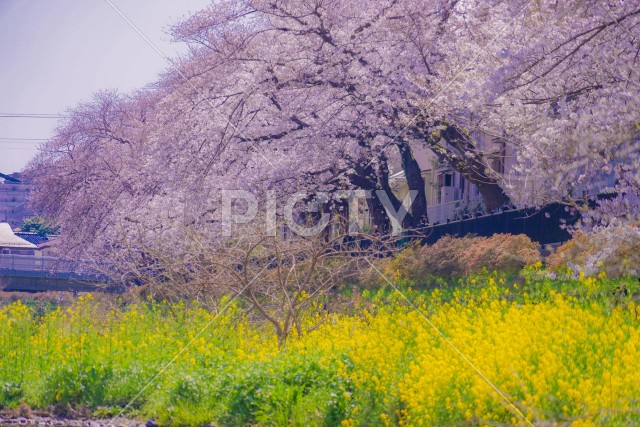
[0,223,37,248]
[0,173,22,184]
[15,232,50,246]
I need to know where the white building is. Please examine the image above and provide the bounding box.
[0,222,36,255]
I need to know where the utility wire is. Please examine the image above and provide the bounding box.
[0,112,63,116]
[0,113,67,119]
[0,137,47,141]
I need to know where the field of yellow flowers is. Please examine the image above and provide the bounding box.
[1,271,639,426]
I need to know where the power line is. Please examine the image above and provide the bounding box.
[0,112,63,116]
[0,137,47,141]
[0,113,67,119]
[0,116,64,119]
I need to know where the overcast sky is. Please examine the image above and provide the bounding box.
[0,0,211,174]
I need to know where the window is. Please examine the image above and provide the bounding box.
[444,173,453,187]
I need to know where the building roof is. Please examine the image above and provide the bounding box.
[0,173,21,183]
[14,232,50,246]
[0,223,37,248]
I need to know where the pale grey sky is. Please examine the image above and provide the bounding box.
[0,0,211,174]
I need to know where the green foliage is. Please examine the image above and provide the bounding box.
[19,216,59,237]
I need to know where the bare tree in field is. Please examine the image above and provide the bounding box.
[115,224,399,346]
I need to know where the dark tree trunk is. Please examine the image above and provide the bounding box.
[398,142,429,227]
[367,191,391,234]
[346,155,422,234]
[322,198,342,240]
[475,182,509,212]
[346,162,393,235]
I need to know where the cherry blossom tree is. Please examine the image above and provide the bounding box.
[27,0,640,264]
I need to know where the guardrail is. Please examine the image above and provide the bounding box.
[0,255,110,280]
